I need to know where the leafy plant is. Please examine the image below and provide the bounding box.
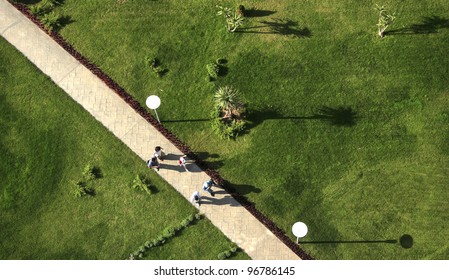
[82,164,96,181]
[375,4,396,38]
[40,11,62,31]
[29,0,57,16]
[145,56,166,77]
[73,181,87,197]
[217,5,244,32]
[206,62,220,79]
[73,181,95,197]
[211,113,246,140]
[131,175,152,195]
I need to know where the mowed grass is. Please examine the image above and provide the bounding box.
[0,37,249,260]
[46,0,449,259]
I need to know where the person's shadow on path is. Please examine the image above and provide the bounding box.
[201,195,240,207]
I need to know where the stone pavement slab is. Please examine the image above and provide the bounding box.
[0,0,300,260]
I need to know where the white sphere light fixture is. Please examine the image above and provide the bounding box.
[292,222,308,244]
[146,95,161,123]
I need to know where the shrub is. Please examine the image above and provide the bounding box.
[145,56,166,77]
[132,175,152,195]
[162,227,176,239]
[29,0,57,16]
[73,181,95,197]
[82,164,96,181]
[73,181,87,197]
[206,62,219,79]
[211,108,246,140]
[40,11,61,31]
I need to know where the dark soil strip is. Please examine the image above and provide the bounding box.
[11,2,314,260]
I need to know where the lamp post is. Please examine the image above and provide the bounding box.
[292,222,308,244]
[146,95,161,123]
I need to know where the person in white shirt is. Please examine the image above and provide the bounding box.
[179,155,189,172]
[190,191,201,206]
[153,146,164,161]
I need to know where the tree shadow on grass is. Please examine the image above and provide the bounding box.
[237,18,312,38]
[245,9,276,18]
[386,16,449,35]
[245,106,357,132]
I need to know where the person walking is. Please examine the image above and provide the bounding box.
[202,179,216,197]
[153,146,165,161]
[147,156,160,171]
[190,190,201,206]
[179,155,189,172]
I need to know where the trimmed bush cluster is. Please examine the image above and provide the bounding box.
[12,3,314,260]
[217,244,239,260]
[131,174,152,195]
[128,213,202,260]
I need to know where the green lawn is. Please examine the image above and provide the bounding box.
[23,0,449,259]
[0,36,249,260]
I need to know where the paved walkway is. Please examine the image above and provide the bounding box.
[0,0,299,260]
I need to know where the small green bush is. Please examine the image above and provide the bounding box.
[82,164,96,181]
[29,0,56,16]
[132,175,152,195]
[206,62,219,79]
[211,108,246,140]
[145,56,166,77]
[40,11,61,31]
[73,181,87,198]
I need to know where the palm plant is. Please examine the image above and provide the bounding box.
[214,86,240,118]
[217,5,244,32]
[375,4,396,38]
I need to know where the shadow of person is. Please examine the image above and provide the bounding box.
[201,195,240,207]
